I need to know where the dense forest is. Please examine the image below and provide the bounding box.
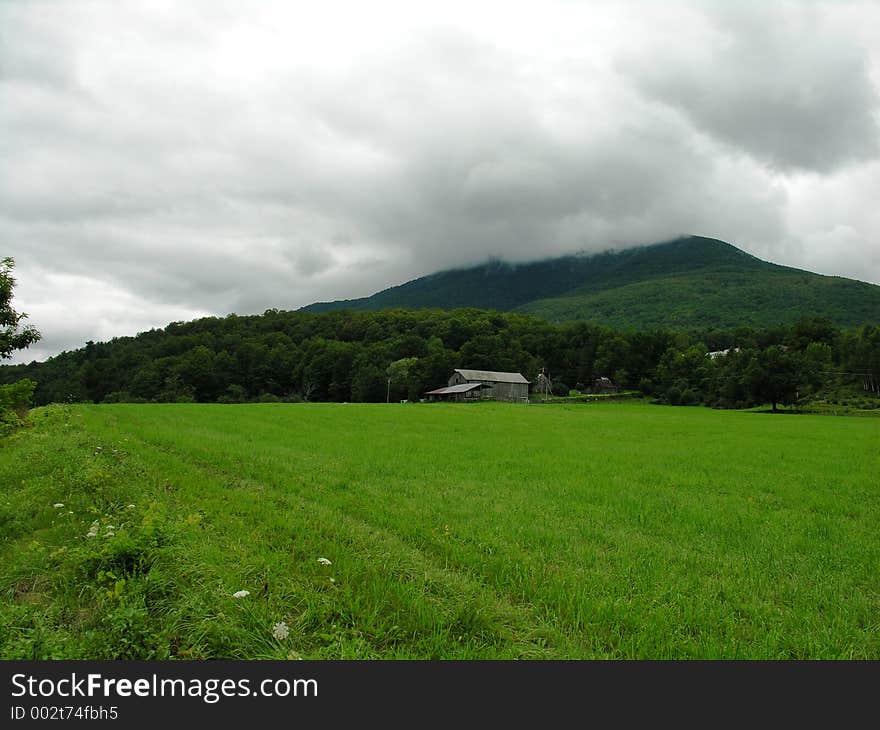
[2,308,878,411]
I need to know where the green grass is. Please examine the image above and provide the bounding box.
[1,402,878,659]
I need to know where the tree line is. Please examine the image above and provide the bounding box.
[1,306,878,411]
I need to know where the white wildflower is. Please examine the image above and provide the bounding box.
[317,557,332,566]
[232,590,250,599]
[127,504,136,510]
[272,621,290,641]
[329,577,336,583]
[53,503,64,509]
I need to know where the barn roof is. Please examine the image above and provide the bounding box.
[454,369,529,384]
[424,382,488,395]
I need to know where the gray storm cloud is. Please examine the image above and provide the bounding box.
[1,0,879,363]
[623,4,880,173]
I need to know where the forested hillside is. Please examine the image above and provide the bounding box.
[304,236,880,329]
[2,308,878,411]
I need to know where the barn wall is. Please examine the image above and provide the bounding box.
[489,381,528,402]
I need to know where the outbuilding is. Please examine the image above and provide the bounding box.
[423,382,490,402]
[592,376,619,394]
[443,369,530,402]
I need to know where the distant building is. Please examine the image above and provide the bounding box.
[425,369,530,402]
[707,347,741,360]
[592,376,619,394]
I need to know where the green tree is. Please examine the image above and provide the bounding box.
[0,378,36,435]
[1,257,41,360]
[157,373,195,403]
[789,316,838,351]
[844,325,880,394]
[594,334,631,381]
[351,361,386,402]
[0,259,41,434]
[386,357,418,402]
[655,345,712,404]
[408,339,456,400]
[744,346,809,412]
[173,345,220,401]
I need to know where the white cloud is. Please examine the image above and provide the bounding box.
[2,0,879,362]
[623,2,880,173]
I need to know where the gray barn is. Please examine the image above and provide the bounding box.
[448,369,530,402]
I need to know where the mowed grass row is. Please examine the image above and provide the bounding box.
[1,402,878,658]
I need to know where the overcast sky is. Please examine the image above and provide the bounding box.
[3,0,880,363]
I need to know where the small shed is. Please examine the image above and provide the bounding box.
[423,382,490,402]
[592,377,619,394]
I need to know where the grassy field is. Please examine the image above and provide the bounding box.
[1,401,878,659]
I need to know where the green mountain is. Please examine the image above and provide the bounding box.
[303,236,880,329]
